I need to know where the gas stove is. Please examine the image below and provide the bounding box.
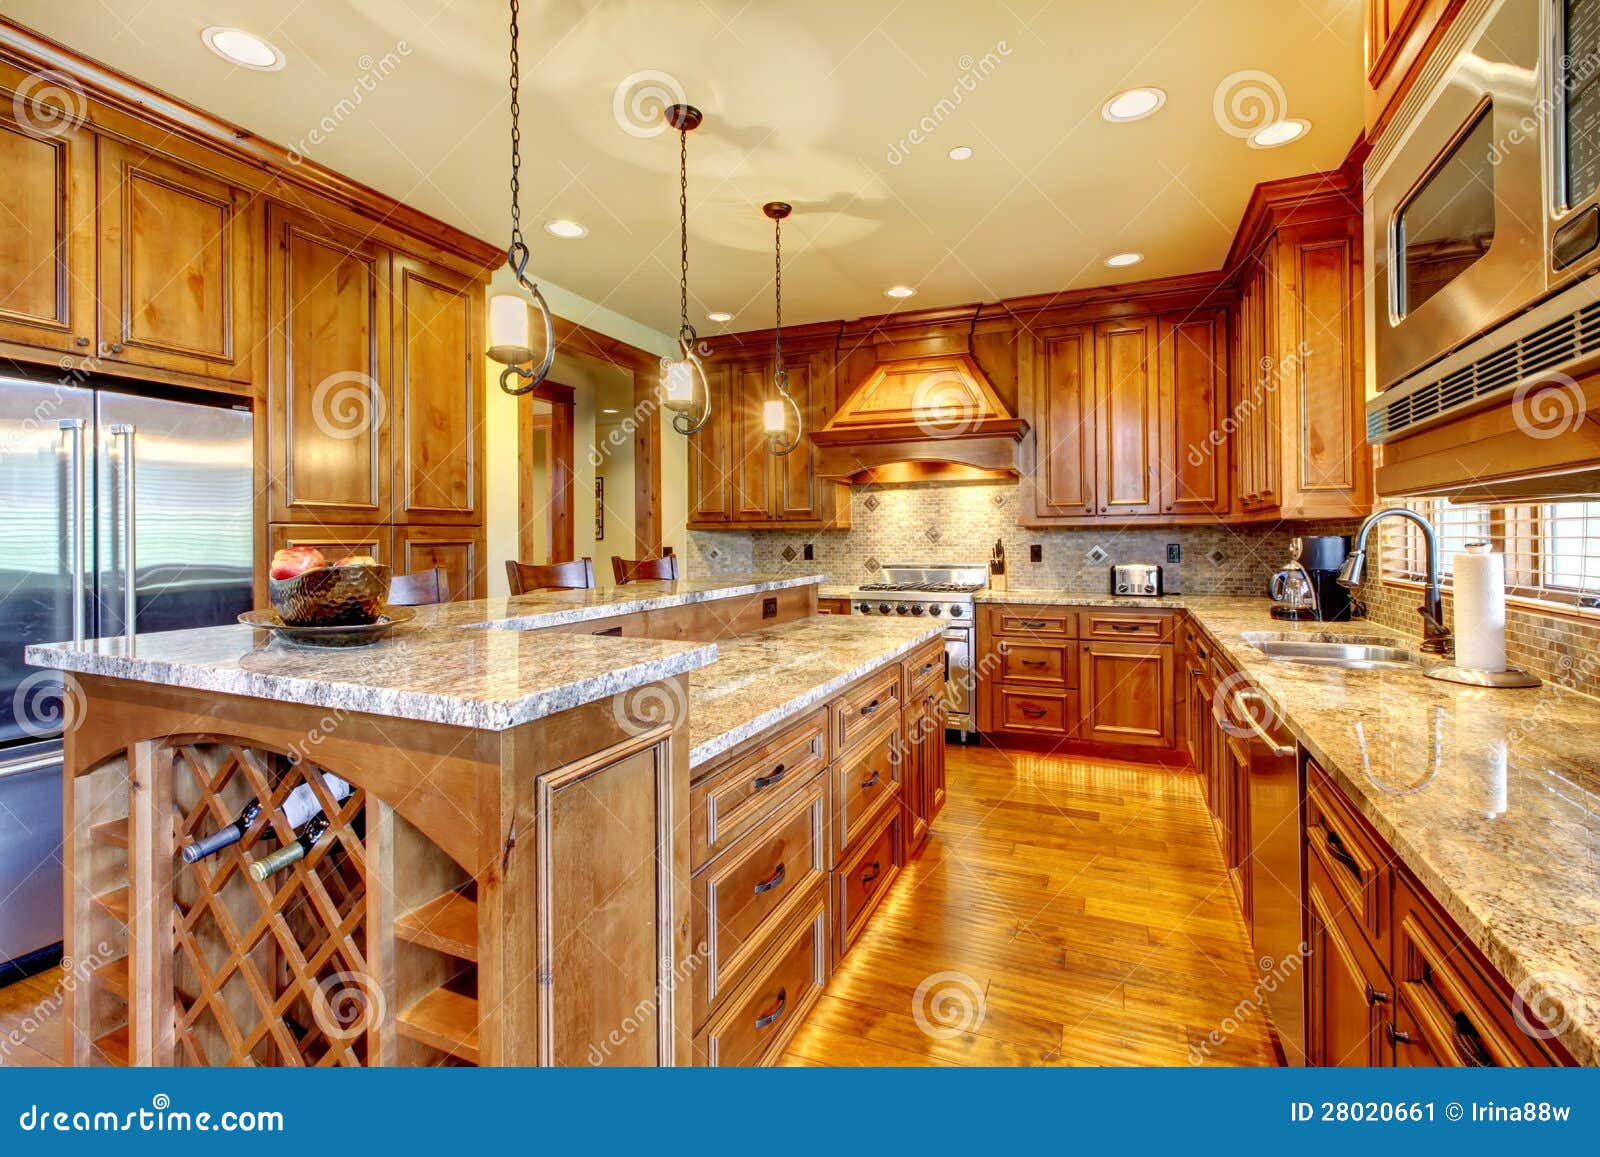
[843,563,988,619]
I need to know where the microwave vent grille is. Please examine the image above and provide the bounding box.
[1368,298,1600,442]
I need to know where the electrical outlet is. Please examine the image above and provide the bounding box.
[1029,543,1043,563]
[762,596,778,619]
[802,543,814,561]
[1166,543,1181,564]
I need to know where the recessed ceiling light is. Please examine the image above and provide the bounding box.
[201,27,284,71]
[544,219,587,239]
[1249,119,1310,148]
[1101,87,1165,123]
[707,311,734,323]
[1104,251,1144,268]
[601,408,620,415]
[884,285,917,299]
[948,145,973,161]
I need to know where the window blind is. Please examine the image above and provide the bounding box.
[1378,498,1600,612]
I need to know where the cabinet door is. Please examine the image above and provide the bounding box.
[395,524,484,601]
[1251,257,1281,509]
[900,709,928,851]
[1159,311,1228,515]
[266,205,392,524]
[1306,853,1390,1066]
[1186,664,1213,806]
[772,359,820,521]
[1031,326,1096,518]
[392,255,481,524]
[1093,318,1160,516]
[925,692,947,824]
[688,364,732,524]
[96,139,258,385]
[1078,641,1174,747]
[732,361,773,521]
[0,107,94,356]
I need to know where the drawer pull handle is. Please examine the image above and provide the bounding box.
[1451,1014,1494,1068]
[754,988,788,1030]
[1019,704,1047,718]
[859,699,882,717]
[1324,829,1363,881]
[1109,622,1142,633]
[753,862,787,895]
[1020,619,1047,629]
[752,764,787,791]
[1021,659,1048,668]
[859,860,882,887]
[918,662,937,676]
[861,769,882,789]
[1365,983,1390,1006]
[1386,1023,1413,1047]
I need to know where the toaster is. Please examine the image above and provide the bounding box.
[1109,563,1163,597]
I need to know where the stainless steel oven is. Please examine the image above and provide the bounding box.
[943,622,974,734]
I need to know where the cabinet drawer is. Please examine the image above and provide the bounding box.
[1391,876,1563,1067]
[834,666,901,757]
[993,685,1075,734]
[691,708,828,870]
[1306,762,1391,961]
[1084,610,1174,642]
[997,640,1073,686]
[833,720,901,861]
[988,605,1075,637]
[902,641,944,697]
[693,777,828,1015]
[835,810,903,961]
[693,893,828,1067]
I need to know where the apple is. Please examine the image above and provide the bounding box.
[332,554,380,568]
[269,546,326,581]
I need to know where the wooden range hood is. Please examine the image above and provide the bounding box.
[810,352,1028,481]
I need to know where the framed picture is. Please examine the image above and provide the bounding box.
[595,476,605,541]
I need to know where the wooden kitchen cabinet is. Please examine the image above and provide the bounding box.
[732,359,773,522]
[1365,0,1462,137]
[1028,324,1097,519]
[689,362,734,523]
[95,137,261,386]
[1077,640,1175,748]
[0,104,95,357]
[266,204,392,524]
[391,253,482,525]
[1159,310,1229,515]
[1182,626,1215,812]
[900,677,947,850]
[395,523,486,601]
[1306,849,1391,1066]
[1093,317,1161,517]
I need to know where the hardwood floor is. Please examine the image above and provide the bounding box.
[781,742,1282,1066]
[0,742,1280,1068]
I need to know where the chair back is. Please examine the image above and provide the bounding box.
[506,557,597,595]
[388,567,448,607]
[611,554,680,585]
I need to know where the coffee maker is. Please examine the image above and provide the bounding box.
[1270,535,1359,621]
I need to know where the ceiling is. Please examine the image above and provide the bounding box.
[7,0,1364,335]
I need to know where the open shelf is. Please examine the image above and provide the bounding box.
[394,890,478,962]
[91,818,129,849]
[396,988,480,1064]
[91,957,129,1001]
[91,886,129,924]
[92,1024,129,1066]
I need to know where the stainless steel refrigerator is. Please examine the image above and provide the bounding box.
[0,374,254,975]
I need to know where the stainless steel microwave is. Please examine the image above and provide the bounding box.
[1367,0,1600,442]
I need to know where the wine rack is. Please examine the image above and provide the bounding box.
[70,758,131,1065]
[169,743,370,1066]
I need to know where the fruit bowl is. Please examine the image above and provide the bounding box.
[268,564,391,626]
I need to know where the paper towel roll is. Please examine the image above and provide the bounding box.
[1453,542,1507,672]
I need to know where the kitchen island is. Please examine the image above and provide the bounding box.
[24,575,942,1069]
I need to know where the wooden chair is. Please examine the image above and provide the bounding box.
[388,567,449,606]
[505,557,596,595]
[611,553,680,585]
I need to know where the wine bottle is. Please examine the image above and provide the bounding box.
[248,813,331,882]
[181,773,351,864]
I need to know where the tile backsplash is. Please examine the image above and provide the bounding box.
[686,482,1600,699]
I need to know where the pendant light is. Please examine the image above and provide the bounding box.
[486,0,555,395]
[661,104,712,435]
[763,201,802,455]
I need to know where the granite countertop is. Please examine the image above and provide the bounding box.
[686,616,942,770]
[990,587,1600,1066]
[24,575,828,732]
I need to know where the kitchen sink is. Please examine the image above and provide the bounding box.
[1240,631,1424,671]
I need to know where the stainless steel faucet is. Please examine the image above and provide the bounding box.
[1337,508,1451,655]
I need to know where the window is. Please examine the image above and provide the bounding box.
[1378,499,1600,611]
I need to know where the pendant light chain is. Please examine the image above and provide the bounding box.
[678,125,691,340]
[508,0,524,259]
[773,213,784,376]
[767,203,801,455]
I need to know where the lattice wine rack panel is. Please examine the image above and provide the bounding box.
[170,743,371,1066]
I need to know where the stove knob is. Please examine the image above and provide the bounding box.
[949,605,966,617]
[895,603,910,615]
[911,603,926,616]
[929,604,943,616]
[856,602,871,614]
[878,603,891,615]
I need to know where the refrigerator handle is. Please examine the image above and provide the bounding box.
[110,423,137,638]
[58,419,87,643]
